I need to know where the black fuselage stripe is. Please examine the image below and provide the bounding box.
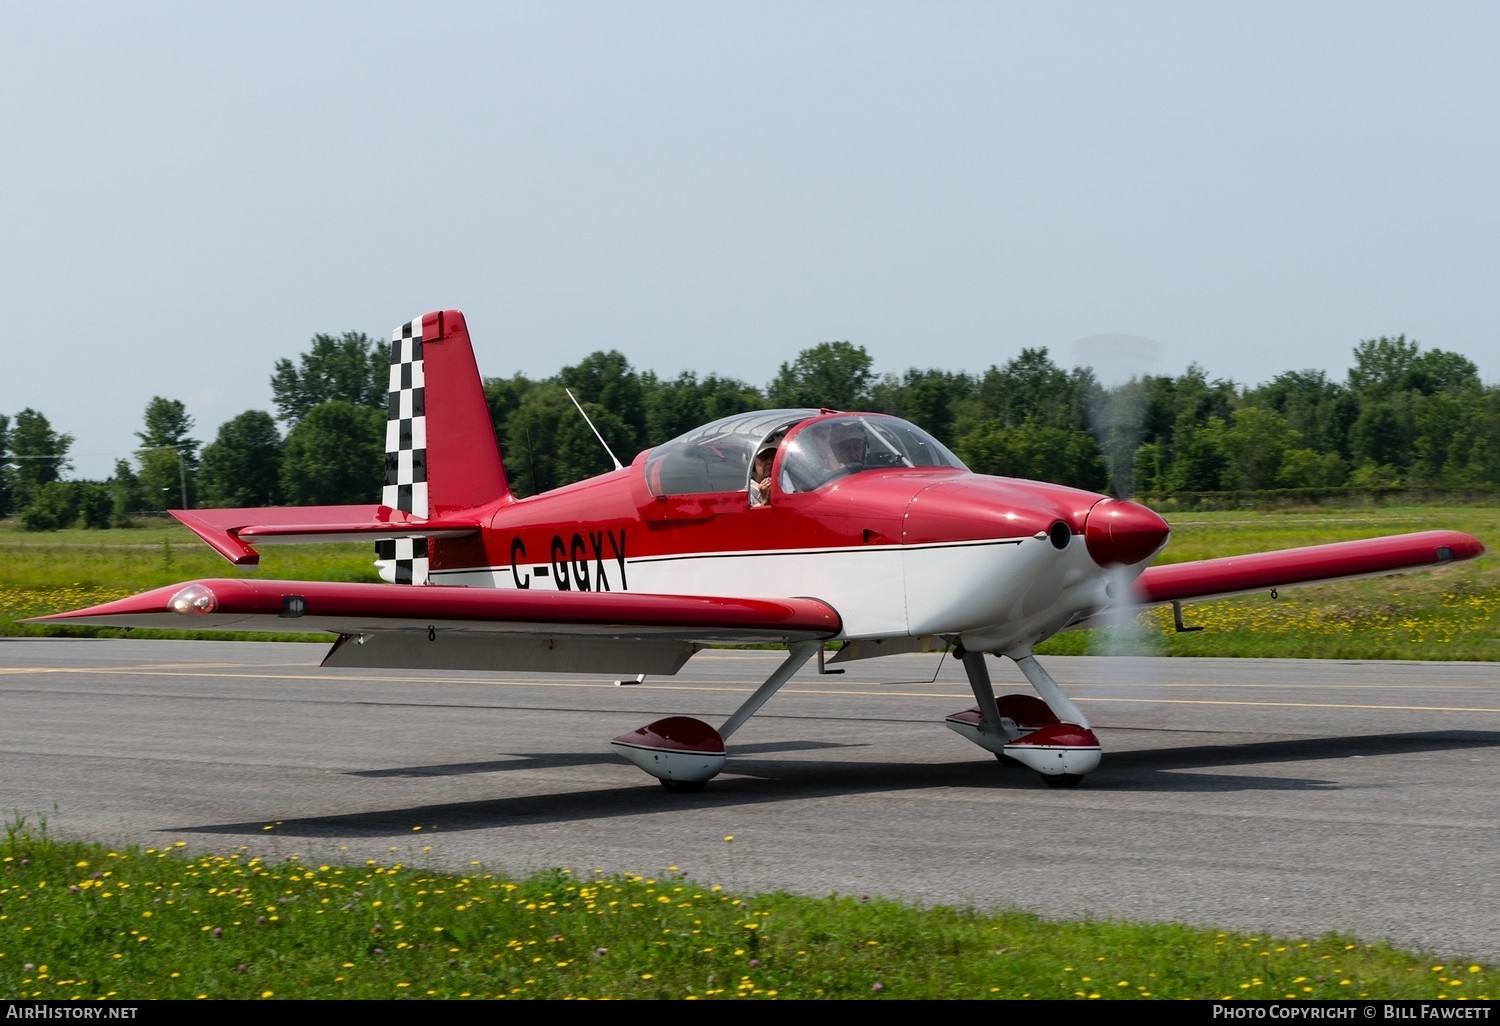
[425,537,1024,578]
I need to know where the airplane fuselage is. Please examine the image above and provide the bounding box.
[427,460,1152,655]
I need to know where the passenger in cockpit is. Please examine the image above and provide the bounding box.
[749,442,777,506]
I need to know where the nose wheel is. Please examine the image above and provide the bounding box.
[1041,773,1084,789]
[994,751,1087,788]
[660,778,708,794]
[951,649,1102,788]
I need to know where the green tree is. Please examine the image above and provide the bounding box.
[768,341,874,410]
[643,371,762,444]
[76,482,114,529]
[21,480,80,531]
[199,410,283,507]
[1278,448,1347,489]
[1403,349,1480,396]
[558,351,646,456]
[108,459,141,524]
[1348,335,1422,401]
[9,408,72,511]
[1347,459,1402,489]
[1132,440,1165,496]
[1244,369,1355,457]
[1349,396,1416,477]
[503,383,569,497]
[0,412,10,517]
[1408,386,1500,487]
[971,348,1090,431]
[1166,414,1231,493]
[644,371,709,444]
[554,403,633,483]
[1116,375,1184,492]
[135,397,199,511]
[1168,364,1237,424]
[271,331,387,424]
[1461,388,1500,486]
[1221,406,1300,491]
[1136,367,1237,494]
[699,374,763,424]
[279,401,384,505]
[1342,338,1480,485]
[869,368,975,445]
[484,374,536,464]
[956,421,1106,490]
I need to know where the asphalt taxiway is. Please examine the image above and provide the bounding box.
[2,638,1497,960]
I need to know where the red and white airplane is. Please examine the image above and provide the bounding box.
[36,310,1486,790]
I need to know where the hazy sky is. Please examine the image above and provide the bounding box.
[7,2,1497,480]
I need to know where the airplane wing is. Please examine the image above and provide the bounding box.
[27,579,843,676]
[1134,529,1484,606]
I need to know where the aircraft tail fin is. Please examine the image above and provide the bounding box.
[382,310,509,514]
[376,310,510,583]
[168,310,508,583]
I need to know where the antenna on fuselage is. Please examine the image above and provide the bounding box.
[565,388,624,471]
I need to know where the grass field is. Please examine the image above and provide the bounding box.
[4,508,1496,658]
[0,819,1490,1001]
[0,518,372,643]
[1044,506,1499,659]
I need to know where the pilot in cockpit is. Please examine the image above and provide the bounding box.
[829,421,868,471]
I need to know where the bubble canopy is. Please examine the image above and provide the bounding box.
[643,409,966,498]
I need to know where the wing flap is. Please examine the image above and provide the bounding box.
[321,632,700,675]
[1134,530,1484,606]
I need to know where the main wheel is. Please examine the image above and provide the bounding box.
[660,778,707,794]
[1041,772,1083,789]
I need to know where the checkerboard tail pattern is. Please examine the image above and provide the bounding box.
[378,316,430,584]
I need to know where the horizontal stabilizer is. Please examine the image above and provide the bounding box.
[170,507,481,566]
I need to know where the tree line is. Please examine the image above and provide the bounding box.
[2,330,1495,530]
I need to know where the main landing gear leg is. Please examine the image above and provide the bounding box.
[1007,653,1100,788]
[945,649,1101,788]
[610,641,822,792]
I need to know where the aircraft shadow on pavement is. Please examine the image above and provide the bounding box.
[1101,729,1500,791]
[345,739,855,778]
[171,729,1500,838]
